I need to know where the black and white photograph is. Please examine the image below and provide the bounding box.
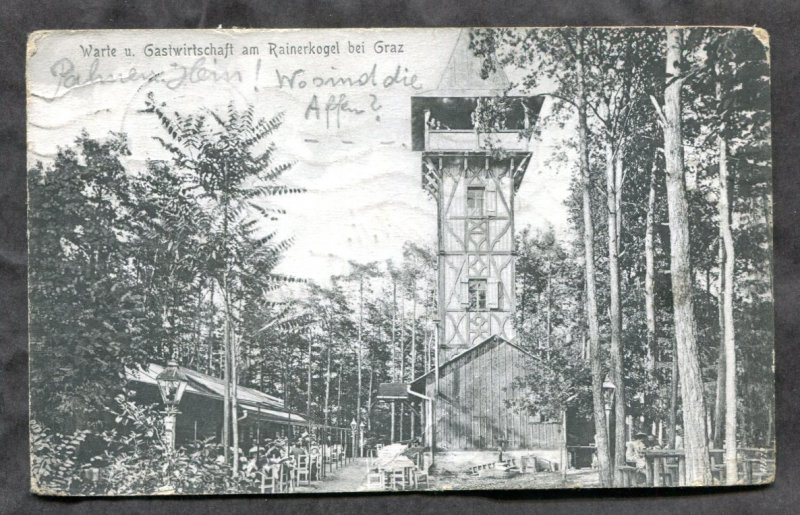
[26,26,774,495]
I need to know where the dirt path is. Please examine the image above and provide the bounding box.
[292,460,601,493]
[294,458,370,493]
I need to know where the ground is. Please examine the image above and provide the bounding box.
[291,459,601,493]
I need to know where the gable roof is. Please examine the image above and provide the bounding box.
[410,334,538,387]
[416,29,510,97]
[437,30,510,96]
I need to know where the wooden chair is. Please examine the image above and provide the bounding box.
[366,458,386,489]
[296,454,311,485]
[709,450,726,484]
[389,467,409,490]
[260,463,290,494]
[413,455,431,489]
[617,465,639,487]
[259,468,274,494]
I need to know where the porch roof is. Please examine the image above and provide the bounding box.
[127,363,308,424]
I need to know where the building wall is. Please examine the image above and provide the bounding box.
[432,154,524,361]
[422,337,561,451]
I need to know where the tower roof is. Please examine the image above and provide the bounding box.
[425,30,510,97]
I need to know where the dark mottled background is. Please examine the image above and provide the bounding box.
[2,0,798,513]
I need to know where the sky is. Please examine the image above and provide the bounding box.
[27,28,574,285]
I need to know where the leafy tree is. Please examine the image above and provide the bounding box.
[29,133,148,433]
[144,94,303,473]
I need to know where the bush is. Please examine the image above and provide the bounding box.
[30,395,255,495]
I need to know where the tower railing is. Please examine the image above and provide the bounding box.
[425,129,529,152]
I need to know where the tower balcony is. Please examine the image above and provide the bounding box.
[425,129,530,152]
[411,96,544,152]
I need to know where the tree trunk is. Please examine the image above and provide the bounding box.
[207,279,215,375]
[357,279,363,426]
[221,182,232,466]
[392,281,397,380]
[337,359,342,426]
[231,323,239,476]
[669,337,678,448]
[324,339,331,427]
[615,153,623,256]
[193,281,202,367]
[411,281,417,381]
[714,237,726,449]
[546,263,552,360]
[400,295,405,441]
[605,141,626,478]
[367,365,374,430]
[222,277,230,463]
[307,336,313,422]
[645,159,657,414]
[717,100,738,484]
[425,324,431,373]
[662,27,711,484]
[575,29,612,488]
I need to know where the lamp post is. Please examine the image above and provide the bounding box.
[156,360,189,451]
[359,420,366,458]
[602,376,616,445]
[350,419,357,460]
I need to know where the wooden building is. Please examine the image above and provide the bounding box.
[127,363,350,449]
[412,335,560,450]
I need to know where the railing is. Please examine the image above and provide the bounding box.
[425,129,529,152]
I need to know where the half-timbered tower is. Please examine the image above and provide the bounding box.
[408,32,558,454]
[411,32,543,362]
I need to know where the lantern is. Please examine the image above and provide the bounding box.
[602,375,615,440]
[602,376,616,411]
[156,360,188,407]
[156,360,188,451]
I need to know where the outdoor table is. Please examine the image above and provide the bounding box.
[643,449,685,487]
[709,447,775,484]
[382,455,417,490]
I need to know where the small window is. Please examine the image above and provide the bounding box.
[468,279,488,311]
[467,187,485,217]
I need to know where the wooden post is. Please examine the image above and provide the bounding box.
[391,400,396,443]
[256,407,261,468]
[432,319,440,467]
[561,409,568,480]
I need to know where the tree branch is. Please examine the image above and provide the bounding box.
[649,95,667,128]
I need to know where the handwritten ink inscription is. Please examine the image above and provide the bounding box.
[43,38,421,129]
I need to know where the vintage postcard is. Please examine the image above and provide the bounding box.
[27,27,774,495]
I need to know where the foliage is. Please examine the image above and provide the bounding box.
[28,133,150,432]
[31,396,254,495]
[472,27,774,449]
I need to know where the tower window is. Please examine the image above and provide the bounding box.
[468,279,488,311]
[467,187,485,217]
